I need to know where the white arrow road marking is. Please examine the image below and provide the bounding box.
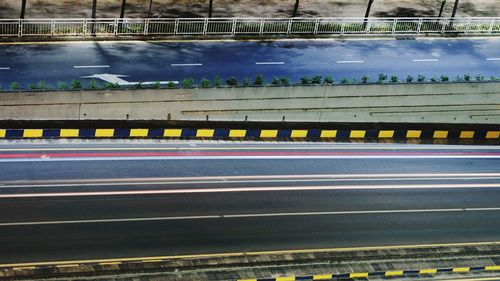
[81,74,178,86]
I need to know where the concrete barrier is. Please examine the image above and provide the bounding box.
[0,82,499,124]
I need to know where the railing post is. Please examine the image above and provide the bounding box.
[18,19,23,37]
[83,19,87,36]
[341,20,345,35]
[113,19,119,35]
[488,18,495,34]
[203,18,208,35]
[144,19,149,35]
[51,19,55,36]
[441,18,448,34]
[259,19,264,34]
[417,18,423,34]
[366,21,371,34]
[231,19,237,35]
[174,19,179,35]
[313,18,319,34]
[287,18,292,35]
[391,19,397,34]
[464,18,471,34]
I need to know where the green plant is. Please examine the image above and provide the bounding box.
[28,83,37,90]
[300,76,311,85]
[200,78,212,88]
[182,78,195,88]
[390,75,399,83]
[417,74,426,82]
[378,73,387,83]
[340,78,349,84]
[71,80,82,89]
[104,82,120,89]
[406,75,414,83]
[311,76,322,84]
[10,82,20,90]
[167,81,176,88]
[214,75,223,87]
[323,76,335,85]
[361,75,369,83]
[280,76,290,86]
[475,75,484,81]
[440,75,449,82]
[243,77,251,86]
[351,78,358,84]
[153,81,161,89]
[455,75,463,82]
[430,77,438,82]
[254,74,265,86]
[226,77,238,87]
[57,81,68,90]
[271,76,281,85]
[36,80,49,90]
[88,79,99,89]
[464,73,471,82]
[135,82,143,89]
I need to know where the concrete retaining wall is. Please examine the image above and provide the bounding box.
[0,82,499,124]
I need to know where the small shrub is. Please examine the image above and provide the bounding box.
[214,76,223,87]
[254,74,265,86]
[71,80,82,89]
[243,77,251,86]
[455,75,463,82]
[167,81,176,88]
[280,76,290,86]
[36,80,50,90]
[464,73,471,82]
[226,77,238,86]
[417,74,426,82]
[271,76,281,85]
[104,82,120,89]
[28,83,37,90]
[10,82,20,90]
[378,73,387,83]
[340,78,349,84]
[475,75,484,81]
[406,75,414,83]
[57,81,68,90]
[153,81,161,89]
[390,75,399,83]
[300,76,311,85]
[200,78,212,88]
[182,78,195,88]
[323,76,335,85]
[311,76,322,84]
[430,77,438,82]
[351,77,359,84]
[440,75,449,82]
[361,75,369,84]
[88,79,99,89]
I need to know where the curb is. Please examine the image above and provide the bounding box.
[238,266,500,281]
[0,128,499,142]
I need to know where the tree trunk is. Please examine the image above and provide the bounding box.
[91,0,97,19]
[364,0,374,19]
[208,0,213,18]
[120,0,127,18]
[451,0,459,18]
[20,0,27,19]
[292,0,300,17]
[438,0,446,17]
[148,0,153,17]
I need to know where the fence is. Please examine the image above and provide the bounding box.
[0,17,499,37]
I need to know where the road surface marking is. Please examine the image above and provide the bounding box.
[0,241,497,268]
[170,63,203,66]
[486,58,500,61]
[73,65,110,69]
[336,60,364,64]
[0,183,500,198]
[0,67,10,70]
[412,59,439,62]
[255,62,285,65]
[1,207,499,226]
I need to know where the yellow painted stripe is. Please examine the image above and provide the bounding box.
[164,129,182,137]
[320,130,337,138]
[23,129,43,138]
[433,131,448,139]
[350,272,369,278]
[313,275,333,280]
[0,129,5,138]
[13,266,36,270]
[486,131,500,139]
[229,129,246,138]
[95,129,114,138]
[453,267,470,272]
[485,265,500,271]
[196,129,215,138]
[385,271,404,276]
[419,269,437,274]
[276,277,295,281]
[55,264,79,268]
[142,260,163,263]
[378,130,394,138]
[130,129,149,137]
[60,129,79,138]
[406,130,422,138]
[460,131,475,139]
[291,130,308,138]
[99,262,122,266]
[260,130,278,138]
[350,130,366,138]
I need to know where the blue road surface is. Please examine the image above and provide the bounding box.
[0,38,499,87]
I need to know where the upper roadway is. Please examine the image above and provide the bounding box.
[0,141,499,264]
[0,37,499,86]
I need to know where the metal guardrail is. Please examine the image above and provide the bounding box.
[0,17,498,37]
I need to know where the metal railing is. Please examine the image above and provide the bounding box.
[0,17,498,37]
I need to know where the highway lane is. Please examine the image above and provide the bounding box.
[0,38,499,87]
[0,141,499,263]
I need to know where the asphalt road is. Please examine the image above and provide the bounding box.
[0,38,499,87]
[0,141,499,264]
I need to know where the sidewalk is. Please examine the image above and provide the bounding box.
[1,0,498,19]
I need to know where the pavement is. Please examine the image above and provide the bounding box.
[0,38,499,87]
[0,140,499,265]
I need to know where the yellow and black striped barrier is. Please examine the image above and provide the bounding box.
[237,265,500,281]
[0,128,499,141]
